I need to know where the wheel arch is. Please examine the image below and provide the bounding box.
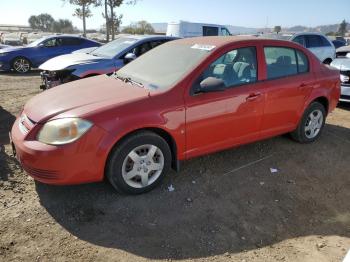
[105,127,180,174]
[311,96,329,114]
[11,56,32,67]
[322,58,333,64]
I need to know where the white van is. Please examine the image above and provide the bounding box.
[166,21,232,38]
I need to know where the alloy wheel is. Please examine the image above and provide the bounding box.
[121,144,165,189]
[13,58,30,73]
[304,109,323,139]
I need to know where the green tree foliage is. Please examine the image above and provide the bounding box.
[337,20,348,37]
[63,0,100,36]
[122,20,155,35]
[274,26,282,34]
[52,19,75,33]
[28,14,55,32]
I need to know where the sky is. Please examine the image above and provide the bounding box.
[0,0,349,30]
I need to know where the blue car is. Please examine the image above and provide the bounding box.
[38,35,177,89]
[0,35,101,73]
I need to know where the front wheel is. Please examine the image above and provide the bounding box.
[12,57,31,73]
[291,102,326,143]
[106,131,172,194]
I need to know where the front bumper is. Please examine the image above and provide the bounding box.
[340,84,350,102]
[10,116,111,185]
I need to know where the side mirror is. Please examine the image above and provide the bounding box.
[124,53,137,64]
[196,77,226,93]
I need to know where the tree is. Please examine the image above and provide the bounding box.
[52,19,74,33]
[122,20,155,35]
[337,19,348,37]
[28,14,55,32]
[102,0,137,41]
[63,0,100,37]
[274,26,282,34]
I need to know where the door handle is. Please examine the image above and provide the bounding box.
[299,83,313,90]
[246,92,262,101]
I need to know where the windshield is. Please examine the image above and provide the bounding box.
[26,37,47,47]
[116,42,214,90]
[91,37,137,58]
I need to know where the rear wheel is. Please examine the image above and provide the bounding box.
[291,102,326,143]
[12,57,31,73]
[106,131,172,194]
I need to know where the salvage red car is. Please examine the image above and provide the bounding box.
[10,36,340,194]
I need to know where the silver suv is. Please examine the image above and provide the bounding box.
[291,33,336,64]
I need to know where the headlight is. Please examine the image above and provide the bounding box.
[340,74,350,83]
[37,118,93,145]
[0,53,8,57]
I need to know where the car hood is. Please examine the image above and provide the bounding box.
[0,46,25,53]
[336,45,350,52]
[24,75,150,123]
[331,58,350,71]
[39,53,107,71]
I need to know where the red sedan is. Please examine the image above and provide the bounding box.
[11,36,340,194]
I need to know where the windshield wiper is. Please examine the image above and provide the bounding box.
[114,73,144,88]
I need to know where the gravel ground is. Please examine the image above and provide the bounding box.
[0,72,350,262]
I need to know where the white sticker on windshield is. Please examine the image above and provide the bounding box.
[191,44,216,51]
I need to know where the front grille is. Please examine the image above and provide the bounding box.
[22,163,59,180]
[18,113,35,134]
[340,70,350,85]
[340,95,350,101]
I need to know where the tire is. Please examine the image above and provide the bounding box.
[106,131,172,194]
[290,102,326,143]
[12,57,31,73]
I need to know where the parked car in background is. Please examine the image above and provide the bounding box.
[332,40,346,49]
[39,35,177,89]
[263,32,336,64]
[166,21,232,38]
[331,56,350,102]
[336,45,350,58]
[0,35,101,73]
[10,36,340,194]
[0,44,10,49]
[2,32,23,46]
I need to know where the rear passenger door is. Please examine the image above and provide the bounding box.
[260,46,315,138]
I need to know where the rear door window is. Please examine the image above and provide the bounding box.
[203,26,219,36]
[264,47,298,79]
[319,36,331,47]
[61,37,83,46]
[292,35,306,47]
[306,35,322,48]
[264,47,309,79]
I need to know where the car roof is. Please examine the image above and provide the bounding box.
[168,36,300,48]
[117,34,178,41]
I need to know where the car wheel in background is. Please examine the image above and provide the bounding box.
[106,131,172,194]
[12,57,31,73]
[291,102,326,143]
[323,58,332,65]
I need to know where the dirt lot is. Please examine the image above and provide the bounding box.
[0,72,350,262]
